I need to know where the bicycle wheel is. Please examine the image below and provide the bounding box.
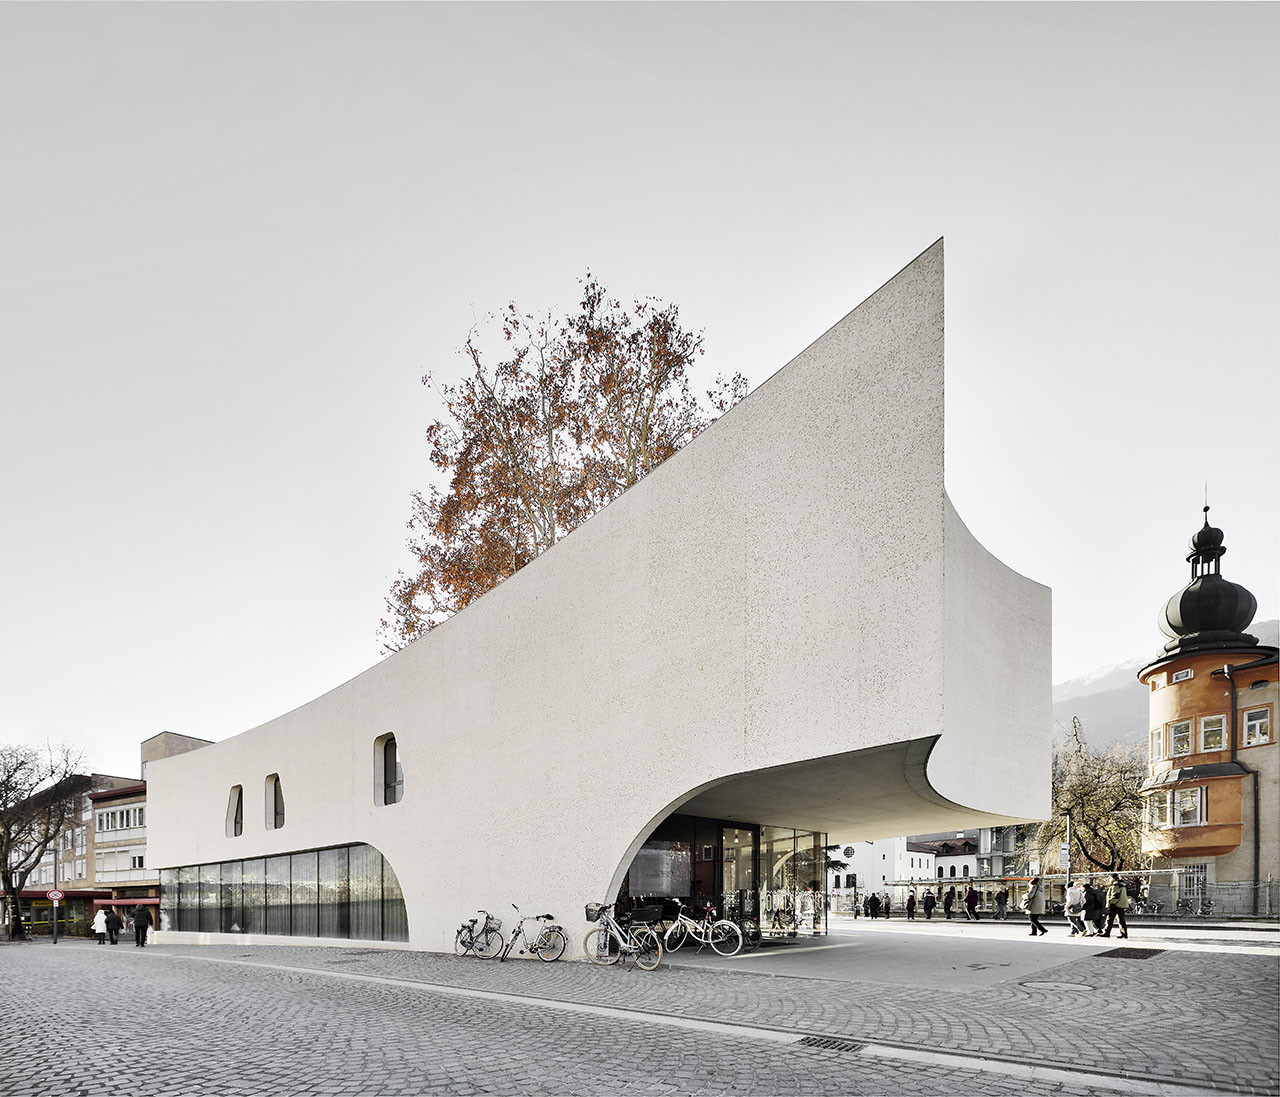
[583,927,620,966]
[739,918,762,952]
[633,927,662,971]
[664,922,688,953]
[535,928,567,962]
[473,929,504,959]
[710,920,742,957]
[453,929,472,956]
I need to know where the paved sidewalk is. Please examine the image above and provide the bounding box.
[3,929,1276,1096]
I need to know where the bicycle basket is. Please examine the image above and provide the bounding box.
[484,914,503,933]
[630,905,662,926]
[584,902,606,923]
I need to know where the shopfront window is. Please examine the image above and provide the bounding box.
[160,843,406,942]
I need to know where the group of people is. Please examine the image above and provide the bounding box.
[861,891,893,918]
[91,905,154,947]
[1022,874,1131,938]
[853,876,1135,939]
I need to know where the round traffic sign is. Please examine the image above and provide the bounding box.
[47,889,64,901]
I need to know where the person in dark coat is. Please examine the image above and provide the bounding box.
[867,892,881,919]
[922,890,937,919]
[943,886,956,919]
[1082,882,1106,936]
[906,890,917,920]
[133,905,154,947]
[104,908,123,945]
[964,886,981,921]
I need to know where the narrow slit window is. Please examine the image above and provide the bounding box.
[382,736,403,805]
[266,774,285,830]
[226,786,244,838]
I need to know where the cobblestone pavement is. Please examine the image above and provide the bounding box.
[1,935,1275,1097]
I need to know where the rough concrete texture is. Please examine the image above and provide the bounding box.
[146,241,1051,953]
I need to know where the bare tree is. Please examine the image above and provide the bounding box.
[1032,719,1148,875]
[0,743,89,939]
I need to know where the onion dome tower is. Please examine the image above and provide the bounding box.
[1156,506,1259,659]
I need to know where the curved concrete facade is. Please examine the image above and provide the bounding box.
[147,241,1051,951]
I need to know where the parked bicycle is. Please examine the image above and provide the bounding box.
[721,898,762,953]
[583,902,663,970]
[454,909,503,958]
[498,904,568,962]
[766,899,798,938]
[1131,895,1164,916]
[663,899,743,956]
[1176,894,1214,916]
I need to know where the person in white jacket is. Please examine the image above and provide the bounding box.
[1064,882,1087,936]
[91,908,108,945]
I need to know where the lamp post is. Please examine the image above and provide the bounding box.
[1060,811,1072,885]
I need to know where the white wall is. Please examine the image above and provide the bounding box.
[147,241,1052,953]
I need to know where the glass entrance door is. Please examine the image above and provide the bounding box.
[721,825,756,919]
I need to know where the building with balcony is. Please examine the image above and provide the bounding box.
[1138,509,1278,906]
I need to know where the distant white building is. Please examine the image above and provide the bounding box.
[827,838,935,904]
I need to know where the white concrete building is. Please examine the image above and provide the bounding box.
[147,241,1053,953]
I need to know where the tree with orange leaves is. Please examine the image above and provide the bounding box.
[380,277,746,650]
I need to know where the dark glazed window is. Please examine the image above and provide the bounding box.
[226,786,243,837]
[160,843,407,942]
[383,736,403,805]
[266,774,285,830]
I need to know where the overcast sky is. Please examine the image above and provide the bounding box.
[2,3,1276,780]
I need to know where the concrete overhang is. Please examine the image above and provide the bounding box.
[678,738,1026,839]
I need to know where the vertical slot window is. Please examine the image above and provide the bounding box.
[226,786,244,838]
[265,774,285,830]
[384,736,403,805]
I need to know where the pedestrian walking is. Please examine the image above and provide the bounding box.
[104,907,123,945]
[943,885,955,919]
[995,886,1009,920]
[867,892,880,919]
[922,890,936,919]
[1101,874,1130,938]
[92,908,108,945]
[906,890,917,920]
[1064,881,1087,936]
[964,886,981,921]
[133,905,154,947]
[1083,881,1106,936]
[1022,876,1048,935]
[882,892,891,919]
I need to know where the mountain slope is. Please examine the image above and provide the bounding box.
[1052,619,1278,748]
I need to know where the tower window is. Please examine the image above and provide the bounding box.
[1243,708,1271,747]
[1172,669,1193,683]
[1201,715,1226,752]
[1169,721,1192,757]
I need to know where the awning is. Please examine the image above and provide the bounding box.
[93,898,159,906]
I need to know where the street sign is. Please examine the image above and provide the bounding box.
[47,890,64,902]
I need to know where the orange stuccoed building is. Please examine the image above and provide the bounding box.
[1138,508,1278,911]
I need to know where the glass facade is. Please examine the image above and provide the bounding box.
[622,813,828,935]
[160,843,407,942]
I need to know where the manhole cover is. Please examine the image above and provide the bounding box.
[798,1036,865,1053]
[1020,981,1094,991]
[1094,947,1165,959]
